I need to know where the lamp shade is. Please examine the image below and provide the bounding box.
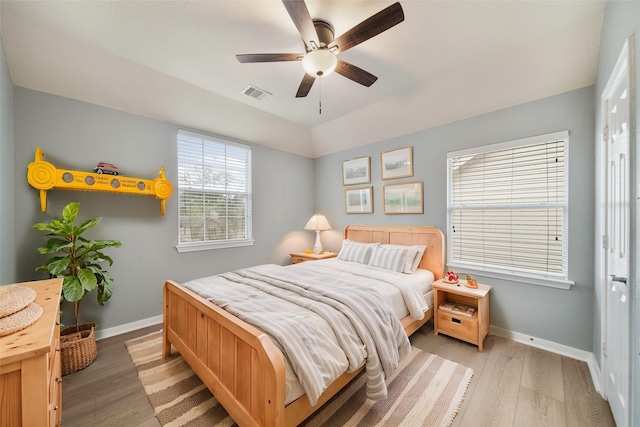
[304,214,332,231]
[302,49,337,77]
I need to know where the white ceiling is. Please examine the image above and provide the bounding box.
[0,0,605,158]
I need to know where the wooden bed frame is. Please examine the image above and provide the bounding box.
[163,225,444,427]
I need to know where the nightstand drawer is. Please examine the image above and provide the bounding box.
[437,311,478,343]
[290,256,308,264]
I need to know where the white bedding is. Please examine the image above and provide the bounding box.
[287,258,434,319]
[183,259,434,405]
[281,258,434,403]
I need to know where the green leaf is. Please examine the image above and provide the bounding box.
[34,219,68,236]
[97,276,113,305]
[77,268,97,292]
[52,218,72,233]
[62,276,85,302]
[32,222,54,232]
[47,256,71,276]
[37,238,72,254]
[98,254,114,266]
[58,221,75,236]
[75,218,100,235]
[91,239,122,248]
[62,202,79,223]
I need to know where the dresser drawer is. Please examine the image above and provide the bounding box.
[437,310,478,343]
[49,376,61,427]
[49,345,61,405]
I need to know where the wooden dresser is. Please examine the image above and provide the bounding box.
[0,278,63,427]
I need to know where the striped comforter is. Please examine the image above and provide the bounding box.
[182,263,422,406]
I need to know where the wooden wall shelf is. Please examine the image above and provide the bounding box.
[27,148,173,215]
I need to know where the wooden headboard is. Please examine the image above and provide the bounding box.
[344,225,445,280]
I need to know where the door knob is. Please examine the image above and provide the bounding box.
[610,275,627,284]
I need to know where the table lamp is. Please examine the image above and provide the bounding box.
[304,214,332,253]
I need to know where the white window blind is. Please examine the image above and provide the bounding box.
[177,130,252,251]
[447,131,569,283]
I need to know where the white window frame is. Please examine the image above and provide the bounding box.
[176,129,253,252]
[446,131,574,289]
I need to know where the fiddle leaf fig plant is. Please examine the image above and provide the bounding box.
[33,202,121,330]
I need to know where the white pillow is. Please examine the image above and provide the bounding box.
[408,245,427,272]
[367,245,408,273]
[337,240,378,264]
[380,244,427,273]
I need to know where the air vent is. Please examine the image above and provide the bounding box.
[241,85,272,101]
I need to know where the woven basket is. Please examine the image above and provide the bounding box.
[60,322,97,376]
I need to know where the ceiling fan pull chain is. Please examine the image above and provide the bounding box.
[319,78,322,115]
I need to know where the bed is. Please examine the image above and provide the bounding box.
[163,225,445,427]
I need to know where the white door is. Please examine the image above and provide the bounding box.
[602,37,632,427]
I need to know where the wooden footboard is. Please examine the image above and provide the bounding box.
[163,280,286,427]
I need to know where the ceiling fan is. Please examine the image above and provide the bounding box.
[236,1,405,98]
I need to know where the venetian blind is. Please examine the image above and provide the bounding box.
[447,131,568,280]
[177,130,252,248]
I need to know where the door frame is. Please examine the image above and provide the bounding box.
[598,35,636,427]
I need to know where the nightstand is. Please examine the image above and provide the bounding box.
[433,279,491,351]
[289,251,337,264]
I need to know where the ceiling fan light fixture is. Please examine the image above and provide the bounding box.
[302,49,337,77]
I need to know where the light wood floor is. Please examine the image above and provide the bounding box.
[62,321,616,427]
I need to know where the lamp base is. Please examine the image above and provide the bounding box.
[313,230,324,254]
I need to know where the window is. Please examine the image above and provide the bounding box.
[177,130,253,252]
[447,131,571,288]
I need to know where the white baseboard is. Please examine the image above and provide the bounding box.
[491,326,603,395]
[95,314,162,341]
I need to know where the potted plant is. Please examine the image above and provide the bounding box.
[33,201,121,374]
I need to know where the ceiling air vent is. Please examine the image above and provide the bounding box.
[241,85,272,101]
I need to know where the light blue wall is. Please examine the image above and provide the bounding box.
[12,87,315,329]
[595,1,640,424]
[315,86,596,352]
[0,36,15,284]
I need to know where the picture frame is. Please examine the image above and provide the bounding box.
[383,181,423,214]
[342,156,371,186]
[345,187,373,214]
[380,146,413,180]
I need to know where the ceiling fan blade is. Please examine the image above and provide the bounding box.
[335,60,378,87]
[282,0,319,52]
[295,74,315,98]
[329,2,404,54]
[236,53,303,63]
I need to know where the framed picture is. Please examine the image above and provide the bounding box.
[380,146,413,180]
[383,181,423,214]
[345,187,373,214]
[342,156,371,185]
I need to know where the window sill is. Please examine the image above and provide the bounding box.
[176,239,255,253]
[445,262,574,290]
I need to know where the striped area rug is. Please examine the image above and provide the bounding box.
[126,331,473,427]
